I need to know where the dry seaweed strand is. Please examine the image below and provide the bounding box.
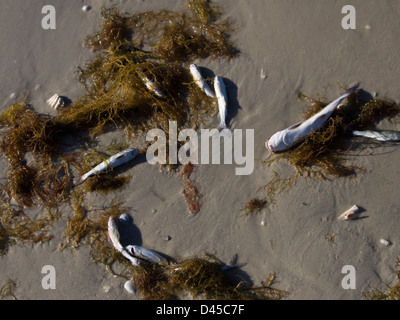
[0,278,17,300]
[127,250,289,300]
[0,200,59,255]
[241,198,268,216]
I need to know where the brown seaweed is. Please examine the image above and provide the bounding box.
[241,198,268,216]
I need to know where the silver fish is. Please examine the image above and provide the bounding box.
[142,76,164,98]
[107,216,124,252]
[107,216,141,266]
[189,64,216,98]
[126,245,169,265]
[214,75,229,132]
[352,130,400,142]
[266,84,359,152]
[75,148,138,186]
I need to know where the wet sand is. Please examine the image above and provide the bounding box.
[1,0,400,300]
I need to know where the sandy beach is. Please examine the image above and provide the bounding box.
[1,0,400,300]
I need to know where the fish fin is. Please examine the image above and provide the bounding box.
[216,125,232,137]
[287,121,303,130]
[73,176,83,187]
[345,83,359,96]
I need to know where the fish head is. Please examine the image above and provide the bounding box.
[266,131,287,153]
[107,216,119,235]
[125,148,139,160]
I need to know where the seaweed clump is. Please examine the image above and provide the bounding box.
[54,1,238,141]
[0,101,71,208]
[0,278,17,300]
[129,252,289,300]
[262,87,400,203]
[241,198,268,216]
[0,200,58,255]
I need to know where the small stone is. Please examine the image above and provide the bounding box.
[365,24,371,30]
[260,220,265,226]
[9,93,16,99]
[165,235,172,241]
[103,285,111,293]
[380,239,391,247]
[82,5,91,12]
[124,280,136,294]
[152,209,157,214]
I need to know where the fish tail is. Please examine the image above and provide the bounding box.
[344,83,359,96]
[73,176,84,187]
[217,123,227,132]
[217,124,232,137]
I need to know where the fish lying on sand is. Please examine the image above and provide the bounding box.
[107,216,142,266]
[126,245,169,265]
[107,216,124,252]
[74,148,138,186]
[189,64,216,98]
[266,84,359,152]
[351,129,400,142]
[214,75,230,133]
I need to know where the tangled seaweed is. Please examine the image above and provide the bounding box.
[55,1,237,140]
[0,0,239,256]
[261,87,400,204]
[129,252,289,300]
[241,198,268,216]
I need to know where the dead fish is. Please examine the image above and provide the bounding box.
[214,76,230,133]
[189,64,216,98]
[125,245,169,265]
[266,84,359,152]
[142,76,164,98]
[352,129,400,142]
[107,216,124,252]
[107,216,141,266]
[74,148,138,186]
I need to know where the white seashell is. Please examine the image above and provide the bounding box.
[118,213,131,225]
[380,239,391,247]
[338,205,360,220]
[47,94,64,110]
[124,280,136,294]
[260,68,266,79]
[82,5,91,12]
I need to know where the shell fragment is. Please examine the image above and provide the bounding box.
[338,205,360,220]
[380,239,391,247]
